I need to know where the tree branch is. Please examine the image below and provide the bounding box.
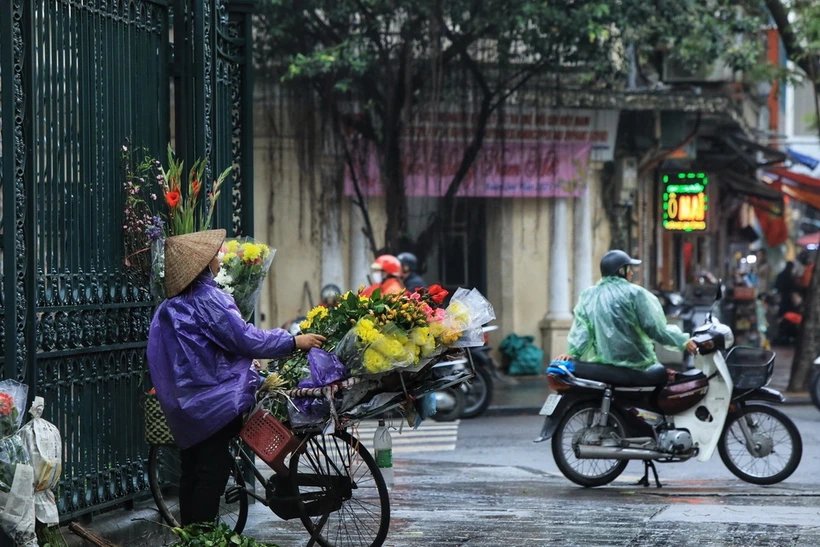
[764,0,820,83]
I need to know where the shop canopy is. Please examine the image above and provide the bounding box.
[762,168,820,211]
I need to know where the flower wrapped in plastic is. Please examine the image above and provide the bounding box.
[0,380,37,547]
[430,288,496,348]
[216,237,276,321]
[335,318,417,376]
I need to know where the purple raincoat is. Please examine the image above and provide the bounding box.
[147,275,295,449]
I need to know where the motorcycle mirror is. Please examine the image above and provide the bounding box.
[715,281,724,302]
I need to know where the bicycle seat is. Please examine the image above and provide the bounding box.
[573,362,667,387]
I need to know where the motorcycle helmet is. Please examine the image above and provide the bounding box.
[321,284,342,306]
[396,252,418,273]
[600,250,641,278]
[371,255,402,277]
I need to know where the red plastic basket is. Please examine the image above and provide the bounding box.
[240,409,301,474]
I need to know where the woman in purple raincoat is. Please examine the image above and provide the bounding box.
[147,229,324,526]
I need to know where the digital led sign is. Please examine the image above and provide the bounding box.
[662,172,708,231]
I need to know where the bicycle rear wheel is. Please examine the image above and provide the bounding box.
[147,444,249,532]
[290,431,390,547]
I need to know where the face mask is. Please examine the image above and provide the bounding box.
[371,271,384,284]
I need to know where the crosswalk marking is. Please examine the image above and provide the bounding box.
[349,419,460,454]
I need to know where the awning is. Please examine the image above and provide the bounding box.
[766,167,820,192]
[719,171,782,202]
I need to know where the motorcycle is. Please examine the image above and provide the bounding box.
[535,285,802,487]
[431,358,469,422]
[432,326,498,421]
[460,326,498,419]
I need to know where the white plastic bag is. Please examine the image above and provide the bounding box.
[19,397,62,525]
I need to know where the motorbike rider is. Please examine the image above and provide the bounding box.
[555,250,697,370]
[319,284,342,308]
[362,254,405,297]
[397,252,426,292]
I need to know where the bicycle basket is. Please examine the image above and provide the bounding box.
[724,346,775,390]
[240,409,301,475]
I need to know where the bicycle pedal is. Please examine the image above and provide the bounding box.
[225,485,244,504]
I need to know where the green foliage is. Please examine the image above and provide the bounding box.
[171,523,279,547]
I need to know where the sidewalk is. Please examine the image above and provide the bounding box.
[485,345,810,417]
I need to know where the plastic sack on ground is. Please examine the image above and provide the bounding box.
[0,380,37,546]
[568,277,689,370]
[215,237,276,321]
[500,334,544,376]
[18,396,62,524]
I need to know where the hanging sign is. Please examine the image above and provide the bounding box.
[662,172,708,231]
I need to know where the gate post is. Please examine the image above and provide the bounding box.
[1,0,36,388]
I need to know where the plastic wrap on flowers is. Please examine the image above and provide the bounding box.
[150,238,167,301]
[0,380,37,547]
[334,318,417,376]
[18,397,62,524]
[216,237,275,321]
[435,288,496,348]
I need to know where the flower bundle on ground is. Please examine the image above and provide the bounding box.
[0,380,36,546]
[215,238,275,321]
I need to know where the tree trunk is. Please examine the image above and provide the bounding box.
[382,133,408,253]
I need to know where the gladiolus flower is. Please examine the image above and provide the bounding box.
[428,284,449,304]
[192,179,200,196]
[165,190,181,208]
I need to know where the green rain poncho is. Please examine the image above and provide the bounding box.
[567,277,689,370]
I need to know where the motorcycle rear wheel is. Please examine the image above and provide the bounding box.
[718,404,802,485]
[551,401,629,487]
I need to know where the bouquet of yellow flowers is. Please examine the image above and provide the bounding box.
[215,237,275,321]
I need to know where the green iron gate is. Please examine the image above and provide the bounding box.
[0,0,254,521]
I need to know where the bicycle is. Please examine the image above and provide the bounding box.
[148,353,474,547]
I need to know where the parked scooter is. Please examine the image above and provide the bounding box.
[535,284,802,487]
[431,358,469,422]
[460,326,498,419]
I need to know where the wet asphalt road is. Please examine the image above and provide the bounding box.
[243,405,820,546]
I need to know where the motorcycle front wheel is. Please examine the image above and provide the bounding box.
[431,387,465,422]
[461,363,494,419]
[551,401,628,487]
[718,404,802,485]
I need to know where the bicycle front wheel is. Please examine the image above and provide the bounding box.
[147,444,249,532]
[290,431,390,547]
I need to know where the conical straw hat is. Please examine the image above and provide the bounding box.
[164,229,226,297]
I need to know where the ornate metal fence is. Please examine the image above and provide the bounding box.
[0,0,254,522]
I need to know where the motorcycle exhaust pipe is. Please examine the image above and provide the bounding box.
[576,445,667,460]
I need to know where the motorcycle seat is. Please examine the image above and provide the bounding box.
[573,362,668,387]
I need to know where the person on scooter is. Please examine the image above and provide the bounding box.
[555,250,697,371]
[362,254,405,297]
[146,229,325,526]
[319,284,342,308]
[397,251,427,292]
